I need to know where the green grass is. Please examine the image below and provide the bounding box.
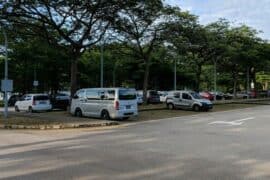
[0,101,3,107]
[0,103,261,126]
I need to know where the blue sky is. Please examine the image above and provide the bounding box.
[165,0,270,40]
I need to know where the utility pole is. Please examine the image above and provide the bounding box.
[1,27,8,118]
[100,41,104,88]
[213,59,217,101]
[174,58,176,90]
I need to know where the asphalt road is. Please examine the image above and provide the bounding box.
[1,105,270,180]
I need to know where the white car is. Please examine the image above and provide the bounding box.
[71,88,138,120]
[15,94,52,112]
[158,91,168,102]
[166,90,213,111]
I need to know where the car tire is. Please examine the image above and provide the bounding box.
[193,105,200,112]
[28,106,33,113]
[122,117,129,120]
[101,110,110,120]
[167,103,174,110]
[15,106,20,112]
[75,108,82,117]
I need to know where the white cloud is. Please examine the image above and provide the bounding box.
[165,0,270,40]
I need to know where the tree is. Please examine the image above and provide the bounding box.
[1,1,131,96]
[113,1,176,102]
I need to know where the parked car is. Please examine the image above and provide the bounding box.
[50,92,70,110]
[158,91,168,103]
[236,91,249,99]
[8,94,22,106]
[166,90,213,111]
[199,91,214,101]
[71,88,138,120]
[210,91,224,100]
[224,93,233,100]
[136,93,143,105]
[15,94,52,112]
[137,90,160,104]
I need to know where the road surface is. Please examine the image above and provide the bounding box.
[1,105,270,180]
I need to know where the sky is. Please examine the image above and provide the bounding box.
[165,0,270,40]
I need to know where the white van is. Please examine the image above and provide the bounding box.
[70,88,138,120]
[166,90,213,111]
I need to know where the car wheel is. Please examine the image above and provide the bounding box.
[193,105,200,112]
[122,117,129,120]
[167,103,174,110]
[101,110,110,120]
[28,106,33,113]
[75,108,82,117]
[15,106,20,112]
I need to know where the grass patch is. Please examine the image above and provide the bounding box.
[0,103,261,126]
[0,101,3,107]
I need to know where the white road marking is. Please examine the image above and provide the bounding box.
[209,117,255,126]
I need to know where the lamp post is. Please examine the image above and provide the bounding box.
[1,27,8,118]
[100,40,104,88]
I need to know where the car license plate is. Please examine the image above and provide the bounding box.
[126,105,131,109]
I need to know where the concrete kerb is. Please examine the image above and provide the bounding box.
[0,121,119,130]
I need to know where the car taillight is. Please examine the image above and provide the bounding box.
[32,100,36,106]
[114,100,119,110]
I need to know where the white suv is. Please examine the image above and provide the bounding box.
[15,94,52,112]
[71,88,138,120]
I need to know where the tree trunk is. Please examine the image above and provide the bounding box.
[143,60,150,104]
[195,65,202,92]
[70,56,79,97]
[233,70,238,99]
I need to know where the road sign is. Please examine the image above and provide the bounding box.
[33,80,39,87]
[1,79,13,92]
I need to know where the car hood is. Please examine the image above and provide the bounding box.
[198,99,212,104]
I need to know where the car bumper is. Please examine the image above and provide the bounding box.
[32,105,52,111]
[110,110,138,119]
[201,104,213,110]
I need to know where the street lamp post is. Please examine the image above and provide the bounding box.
[213,59,217,101]
[174,57,177,91]
[1,27,8,118]
[100,41,104,88]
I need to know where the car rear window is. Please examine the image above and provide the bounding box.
[119,89,136,100]
[34,95,49,101]
[149,91,158,96]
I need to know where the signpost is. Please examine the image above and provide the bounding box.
[1,26,11,118]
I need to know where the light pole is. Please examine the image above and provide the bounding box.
[100,40,104,88]
[1,27,8,118]
[213,59,217,101]
[174,57,177,91]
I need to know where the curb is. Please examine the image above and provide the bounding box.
[0,122,119,130]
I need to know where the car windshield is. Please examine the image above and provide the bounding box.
[119,89,137,100]
[34,95,49,101]
[190,92,202,99]
[149,91,158,96]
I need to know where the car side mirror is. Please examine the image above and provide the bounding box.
[73,95,79,99]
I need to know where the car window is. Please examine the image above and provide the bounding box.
[34,95,49,101]
[173,92,180,98]
[182,93,192,100]
[105,90,115,100]
[119,89,136,100]
[86,90,99,99]
[77,90,85,98]
[25,96,32,101]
